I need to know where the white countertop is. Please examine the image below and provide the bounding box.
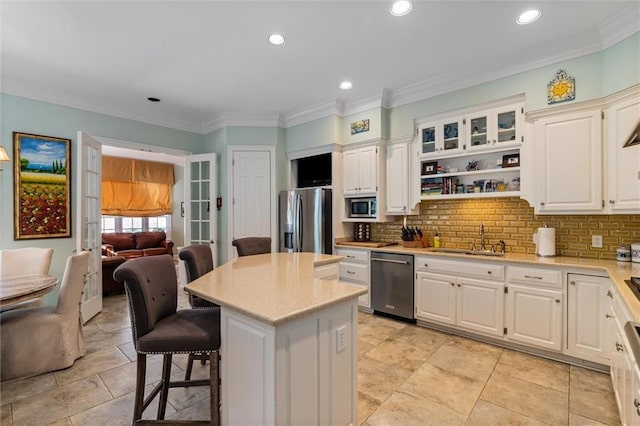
[336,242,640,320]
[184,252,366,326]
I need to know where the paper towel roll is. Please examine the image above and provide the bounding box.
[536,227,556,257]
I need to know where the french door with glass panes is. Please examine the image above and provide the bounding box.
[186,154,217,267]
[76,131,102,322]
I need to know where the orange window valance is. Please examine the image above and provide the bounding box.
[101,156,175,217]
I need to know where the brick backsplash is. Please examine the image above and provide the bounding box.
[371,197,640,260]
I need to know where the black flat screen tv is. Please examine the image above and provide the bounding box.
[297,154,332,188]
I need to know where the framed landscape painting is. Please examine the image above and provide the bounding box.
[13,132,71,240]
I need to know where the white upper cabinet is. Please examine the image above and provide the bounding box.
[605,88,640,214]
[528,84,640,214]
[343,145,378,196]
[532,107,603,213]
[419,117,465,157]
[415,97,524,201]
[386,138,419,215]
[466,102,524,152]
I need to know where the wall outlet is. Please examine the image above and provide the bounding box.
[336,325,346,353]
[592,235,603,248]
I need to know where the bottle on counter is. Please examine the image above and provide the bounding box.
[433,232,440,248]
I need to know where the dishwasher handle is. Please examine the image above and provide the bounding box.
[371,257,410,265]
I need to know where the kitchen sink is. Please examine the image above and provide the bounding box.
[430,248,505,257]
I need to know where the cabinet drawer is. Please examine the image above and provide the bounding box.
[339,263,369,283]
[507,267,562,288]
[336,248,369,264]
[415,256,504,281]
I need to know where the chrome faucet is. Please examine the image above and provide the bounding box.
[480,224,486,251]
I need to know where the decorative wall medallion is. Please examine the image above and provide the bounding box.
[350,119,370,135]
[547,69,575,104]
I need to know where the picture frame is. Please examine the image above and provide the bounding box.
[501,153,520,168]
[13,132,71,240]
[421,161,438,175]
[350,119,370,135]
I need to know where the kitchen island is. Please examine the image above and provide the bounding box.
[184,252,366,426]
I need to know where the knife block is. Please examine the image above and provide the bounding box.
[402,236,429,248]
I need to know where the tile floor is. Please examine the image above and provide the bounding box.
[1,292,621,425]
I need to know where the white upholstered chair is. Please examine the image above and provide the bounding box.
[0,251,89,381]
[0,247,54,278]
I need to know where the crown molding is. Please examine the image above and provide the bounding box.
[341,89,391,116]
[201,112,284,133]
[2,83,202,134]
[599,4,640,48]
[283,99,345,128]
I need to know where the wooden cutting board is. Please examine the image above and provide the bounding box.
[335,241,398,248]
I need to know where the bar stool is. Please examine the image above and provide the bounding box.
[231,237,272,257]
[179,245,217,380]
[113,255,220,425]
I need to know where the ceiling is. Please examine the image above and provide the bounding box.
[1,1,638,134]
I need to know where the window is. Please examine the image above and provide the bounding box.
[101,215,171,235]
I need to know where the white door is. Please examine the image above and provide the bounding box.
[230,148,273,258]
[186,153,217,267]
[76,131,102,322]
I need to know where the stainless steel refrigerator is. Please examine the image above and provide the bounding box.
[279,188,332,254]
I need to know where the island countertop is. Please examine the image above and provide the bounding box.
[184,252,367,326]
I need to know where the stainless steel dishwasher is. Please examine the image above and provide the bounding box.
[370,252,414,321]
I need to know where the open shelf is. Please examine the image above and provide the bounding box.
[421,166,520,179]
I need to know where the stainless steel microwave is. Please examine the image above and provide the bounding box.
[349,198,377,218]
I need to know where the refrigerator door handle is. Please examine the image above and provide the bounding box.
[296,193,303,251]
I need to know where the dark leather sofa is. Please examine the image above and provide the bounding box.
[102,231,174,259]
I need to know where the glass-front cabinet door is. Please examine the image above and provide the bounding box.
[442,119,462,153]
[421,125,436,154]
[495,103,523,146]
[419,118,464,156]
[466,103,523,151]
[467,113,489,149]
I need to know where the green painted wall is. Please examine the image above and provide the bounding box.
[203,126,284,264]
[0,94,203,303]
[285,115,341,152]
[602,33,640,95]
[342,107,382,145]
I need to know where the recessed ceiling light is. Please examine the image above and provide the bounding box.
[147,97,161,102]
[517,9,541,25]
[268,34,285,45]
[390,1,412,17]
[339,81,354,90]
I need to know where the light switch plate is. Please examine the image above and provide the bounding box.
[592,235,603,248]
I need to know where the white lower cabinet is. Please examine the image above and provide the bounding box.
[567,273,611,363]
[336,248,370,308]
[505,284,563,351]
[415,257,505,337]
[609,286,639,426]
[505,266,563,351]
